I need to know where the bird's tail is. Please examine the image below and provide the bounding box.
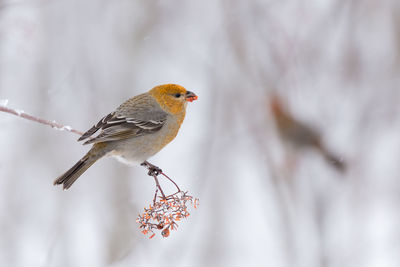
[54,144,107,190]
[318,145,346,172]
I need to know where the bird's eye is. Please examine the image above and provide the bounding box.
[174,93,181,98]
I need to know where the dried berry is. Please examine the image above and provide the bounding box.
[136,191,199,238]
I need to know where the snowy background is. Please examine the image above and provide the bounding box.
[1,0,400,266]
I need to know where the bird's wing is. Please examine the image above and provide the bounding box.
[78,93,168,145]
[78,112,116,141]
[81,116,166,145]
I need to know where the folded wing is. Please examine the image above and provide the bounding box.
[78,94,168,145]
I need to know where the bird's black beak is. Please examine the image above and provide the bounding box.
[185,91,198,102]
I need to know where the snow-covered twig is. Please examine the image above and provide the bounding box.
[0,103,84,136]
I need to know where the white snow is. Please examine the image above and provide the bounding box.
[14,109,24,116]
[0,99,8,107]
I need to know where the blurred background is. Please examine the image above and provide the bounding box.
[1,0,400,266]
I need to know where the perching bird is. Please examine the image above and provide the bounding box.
[54,84,197,189]
[269,93,345,172]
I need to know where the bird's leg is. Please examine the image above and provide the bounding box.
[141,161,163,176]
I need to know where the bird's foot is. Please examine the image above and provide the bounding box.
[141,161,163,176]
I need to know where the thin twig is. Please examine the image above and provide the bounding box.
[141,161,182,199]
[161,172,181,193]
[153,188,159,204]
[0,105,84,136]
[152,174,166,199]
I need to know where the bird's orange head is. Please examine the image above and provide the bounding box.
[149,84,198,115]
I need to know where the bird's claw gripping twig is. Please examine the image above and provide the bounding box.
[141,161,163,176]
[141,161,166,200]
[141,161,183,203]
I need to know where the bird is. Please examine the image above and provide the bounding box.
[54,84,198,190]
[269,93,346,172]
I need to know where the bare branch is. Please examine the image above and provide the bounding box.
[0,103,84,136]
